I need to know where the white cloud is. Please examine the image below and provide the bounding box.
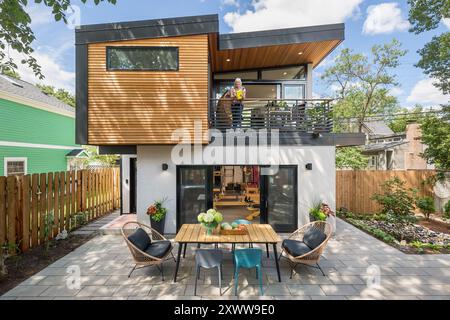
[389,87,403,97]
[443,18,450,29]
[11,47,75,93]
[222,0,239,7]
[363,3,410,35]
[25,4,54,27]
[407,78,449,105]
[223,0,363,33]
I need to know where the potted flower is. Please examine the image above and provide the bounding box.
[197,209,223,235]
[147,198,168,235]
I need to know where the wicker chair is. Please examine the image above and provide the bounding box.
[279,221,332,278]
[121,221,176,281]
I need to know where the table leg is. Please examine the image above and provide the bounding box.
[273,243,281,282]
[183,243,187,258]
[173,243,183,283]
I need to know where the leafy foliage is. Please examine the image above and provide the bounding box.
[147,198,168,222]
[416,196,435,219]
[388,105,425,133]
[0,0,117,79]
[443,200,450,219]
[416,33,450,95]
[419,106,450,172]
[346,218,396,244]
[407,0,450,94]
[82,146,119,167]
[37,84,75,107]
[308,202,327,221]
[371,177,417,217]
[335,147,368,170]
[408,0,450,34]
[322,40,406,132]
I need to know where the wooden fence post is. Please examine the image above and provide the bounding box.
[21,175,30,252]
[6,176,17,249]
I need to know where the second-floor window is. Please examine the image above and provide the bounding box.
[107,46,179,71]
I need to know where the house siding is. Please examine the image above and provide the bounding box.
[87,34,209,145]
[0,146,69,175]
[0,98,76,146]
[0,97,77,175]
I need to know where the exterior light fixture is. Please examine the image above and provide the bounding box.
[283,72,288,75]
[162,163,169,171]
[298,51,303,55]
[226,58,231,62]
[305,163,313,170]
[312,132,322,139]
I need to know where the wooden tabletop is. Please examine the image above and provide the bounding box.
[174,224,280,244]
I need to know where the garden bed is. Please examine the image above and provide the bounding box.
[0,233,96,295]
[338,211,450,254]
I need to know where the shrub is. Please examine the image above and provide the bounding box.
[371,177,417,218]
[444,200,450,219]
[416,196,435,220]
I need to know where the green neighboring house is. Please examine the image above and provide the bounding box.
[0,74,80,176]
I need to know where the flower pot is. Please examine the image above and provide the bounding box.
[151,218,165,235]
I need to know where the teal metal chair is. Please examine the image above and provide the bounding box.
[232,219,252,225]
[233,248,264,296]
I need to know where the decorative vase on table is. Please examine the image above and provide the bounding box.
[147,198,168,235]
[197,209,223,235]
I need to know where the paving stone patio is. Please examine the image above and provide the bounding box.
[2,218,450,300]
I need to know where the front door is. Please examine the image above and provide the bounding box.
[176,166,213,230]
[261,166,298,232]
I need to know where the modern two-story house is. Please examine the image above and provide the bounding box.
[75,14,364,233]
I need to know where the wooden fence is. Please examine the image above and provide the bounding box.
[0,168,120,253]
[336,170,435,214]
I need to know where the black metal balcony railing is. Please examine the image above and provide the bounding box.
[209,99,333,133]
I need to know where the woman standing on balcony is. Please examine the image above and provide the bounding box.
[229,78,246,128]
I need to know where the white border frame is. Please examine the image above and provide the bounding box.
[4,157,28,176]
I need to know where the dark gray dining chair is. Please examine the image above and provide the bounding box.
[194,249,223,296]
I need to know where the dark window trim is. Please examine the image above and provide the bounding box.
[213,63,307,80]
[106,46,180,71]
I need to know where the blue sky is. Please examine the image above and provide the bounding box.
[16,0,449,107]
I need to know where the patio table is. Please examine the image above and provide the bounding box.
[173,224,281,282]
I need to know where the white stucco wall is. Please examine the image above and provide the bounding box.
[136,145,335,234]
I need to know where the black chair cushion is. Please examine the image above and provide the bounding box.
[303,227,327,250]
[127,228,151,251]
[282,239,311,257]
[145,240,172,258]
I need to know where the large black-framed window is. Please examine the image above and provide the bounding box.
[106,46,179,71]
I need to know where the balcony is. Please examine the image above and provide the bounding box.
[209,99,333,133]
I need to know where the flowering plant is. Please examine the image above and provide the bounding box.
[197,209,223,232]
[146,198,168,222]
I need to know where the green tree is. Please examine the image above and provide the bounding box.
[37,84,75,107]
[388,105,425,133]
[1,69,21,79]
[0,0,117,79]
[322,40,406,132]
[420,105,450,172]
[408,0,450,94]
[336,147,368,170]
[82,146,119,167]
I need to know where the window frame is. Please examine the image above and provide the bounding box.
[106,46,180,71]
[4,157,27,176]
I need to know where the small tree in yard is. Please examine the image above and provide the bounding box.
[371,177,417,218]
[336,147,368,170]
[416,196,435,220]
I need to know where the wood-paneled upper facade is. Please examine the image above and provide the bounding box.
[75,14,357,147]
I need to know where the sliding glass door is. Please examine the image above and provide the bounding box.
[261,166,298,232]
[176,166,213,230]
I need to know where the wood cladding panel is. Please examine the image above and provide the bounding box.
[210,40,340,72]
[88,34,209,145]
